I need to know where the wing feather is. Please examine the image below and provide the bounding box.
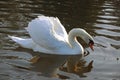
[26,16,68,51]
[49,17,68,39]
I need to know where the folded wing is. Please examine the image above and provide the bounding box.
[26,16,68,51]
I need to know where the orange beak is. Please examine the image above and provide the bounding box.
[89,39,94,51]
[89,43,94,51]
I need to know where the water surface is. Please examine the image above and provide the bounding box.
[0,0,120,80]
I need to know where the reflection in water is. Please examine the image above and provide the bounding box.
[14,47,90,78]
[59,56,93,78]
[30,54,68,77]
[0,49,89,79]
[0,0,120,80]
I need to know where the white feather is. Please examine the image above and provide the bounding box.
[9,16,94,55]
[26,16,68,50]
[8,36,51,53]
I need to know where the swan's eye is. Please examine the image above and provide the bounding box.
[89,39,94,51]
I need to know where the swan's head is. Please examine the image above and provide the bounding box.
[69,28,94,51]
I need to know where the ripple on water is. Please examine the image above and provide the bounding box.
[96,19,117,24]
[97,15,119,20]
[94,24,120,30]
[95,29,120,37]
[94,36,120,49]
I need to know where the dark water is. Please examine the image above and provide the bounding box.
[0,0,120,80]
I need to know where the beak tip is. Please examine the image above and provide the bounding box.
[89,39,94,51]
[90,45,94,51]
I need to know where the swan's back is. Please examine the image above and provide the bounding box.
[26,16,68,51]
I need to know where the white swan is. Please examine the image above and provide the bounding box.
[9,16,94,55]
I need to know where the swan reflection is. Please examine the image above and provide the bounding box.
[30,53,68,77]
[29,51,93,78]
[5,47,93,78]
[59,55,93,78]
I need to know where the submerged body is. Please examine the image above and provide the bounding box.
[9,16,94,55]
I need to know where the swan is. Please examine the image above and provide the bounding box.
[9,16,94,55]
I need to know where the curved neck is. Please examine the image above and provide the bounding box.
[68,33,77,48]
[68,29,83,52]
[68,29,79,47]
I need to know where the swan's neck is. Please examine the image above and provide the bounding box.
[68,29,84,53]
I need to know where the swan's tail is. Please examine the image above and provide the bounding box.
[9,35,24,43]
[8,35,34,49]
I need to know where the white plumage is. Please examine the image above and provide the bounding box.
[9,16,94,55]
